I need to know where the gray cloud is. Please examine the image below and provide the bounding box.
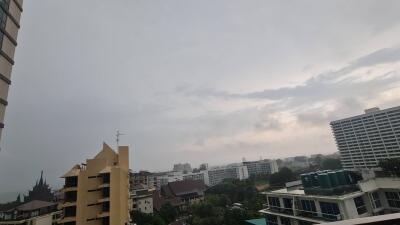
[1,0,400,195]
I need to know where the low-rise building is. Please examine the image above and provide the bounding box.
[260,170,400,225]
[131,187,154,214]
[154,180,207,212]
[0,200,60,225]
[173,163,192,173]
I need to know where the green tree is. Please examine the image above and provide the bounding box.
[159,203,178,223]
[223,208,249,225]
[131,211,166,225]
[379,158,400,176]
[321,158,342,170]
[269,167,296,186]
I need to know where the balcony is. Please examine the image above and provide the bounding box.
[62,186,78,193]
[97,211,110,218]
[64,191,77,203]
[64,177,78,188]
[60,201,77,208]
[58,216,76,224]
[261,206,343,223]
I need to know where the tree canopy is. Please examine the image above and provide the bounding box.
[321,158,342,170]
[269,167,296,187]
[379,158,400,176]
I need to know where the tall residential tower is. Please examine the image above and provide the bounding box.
[330,106,400,169]
[0,0,23,143]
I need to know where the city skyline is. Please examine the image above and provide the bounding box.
[1,0,400,193]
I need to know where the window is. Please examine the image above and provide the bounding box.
[31,210,39,217]
[268,197,280,209]
[385,192,400,208]
[354,196,367,215]
[300,200,317,217]
[283,198,293,210]
[266,215,278,225]
[319,202,340,221]
[371,192,382,209]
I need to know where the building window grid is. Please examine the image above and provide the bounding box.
[371,192,382,209]
[354,196,367,215]
[319,202,341,221]
[385,192,400,208]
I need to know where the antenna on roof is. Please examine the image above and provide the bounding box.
[116,130,125,147]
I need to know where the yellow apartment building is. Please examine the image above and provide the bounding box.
[59,143,130,225]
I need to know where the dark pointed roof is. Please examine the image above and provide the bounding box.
[24,171,54,203]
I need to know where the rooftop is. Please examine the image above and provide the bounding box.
[264,187,364,200]
[10,200,56,212]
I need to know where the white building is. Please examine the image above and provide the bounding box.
[243,159,279,176]
[154,171,184,190]
[207,165,249,186]
[330,106,400,169]
[183,171,210,186]
[260,171,400,225]
[181,165,249,187]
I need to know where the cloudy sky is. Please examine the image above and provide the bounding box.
[1,0,400,194]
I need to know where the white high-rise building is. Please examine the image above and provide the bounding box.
[330,106,400,170]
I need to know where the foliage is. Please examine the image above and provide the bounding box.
[379,158,400,176]
[131,211,166,225]
[206,179,258,203]
[321,158,342,170]
[187,179,266,225]
[159,202,178,223]
[188,202,250,225]
[269,167,296,187]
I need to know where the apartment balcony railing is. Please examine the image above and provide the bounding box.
[266,206,343,222]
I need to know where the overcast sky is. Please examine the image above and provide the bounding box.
[1,0,400,194]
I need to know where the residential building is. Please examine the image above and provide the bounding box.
[330,106,400,169]
[173,163,192,173]
[183,171,209,186]
[319,213,400,225]
[260,169,400,225]
[207,165,249,186]
[154,180,207,212]
[131,187,154,214]
[0,0,23,143]
[243,159,279,176]
[154,171,184,190]
[58,143,130,225]
[130,171,156,189]
[0,200,60,225]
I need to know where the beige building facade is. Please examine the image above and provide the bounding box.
[0,0,23,143]
[59,143,130,225]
